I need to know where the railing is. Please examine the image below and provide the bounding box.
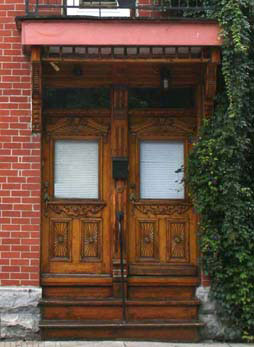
[24,0,210,19]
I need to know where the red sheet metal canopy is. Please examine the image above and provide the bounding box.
[21,20,221,47]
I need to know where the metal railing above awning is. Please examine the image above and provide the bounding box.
[24,0,211,19]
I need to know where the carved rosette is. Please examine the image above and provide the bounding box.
[133,203,191,216]
[167,221,189,263]
[81,220,101,261]
[139,221,157,259]
[50,220,71,260]
[48,202,106,218]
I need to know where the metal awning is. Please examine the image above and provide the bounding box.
[20,20,221,47]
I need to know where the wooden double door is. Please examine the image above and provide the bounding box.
[41,89,198,327]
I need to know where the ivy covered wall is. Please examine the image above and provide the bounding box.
[188,0,254,341]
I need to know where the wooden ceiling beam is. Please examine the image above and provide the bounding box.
[42,58,210,64]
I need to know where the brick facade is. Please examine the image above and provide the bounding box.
[0,0,40,286]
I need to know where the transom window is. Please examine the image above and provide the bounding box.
[54,140,99,199]
[140,141,184,199]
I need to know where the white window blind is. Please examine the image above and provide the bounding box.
[140,141,184,199]
[54,140,99,199]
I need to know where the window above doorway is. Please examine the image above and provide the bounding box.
[128,87,194,109]
[43,88,110,109]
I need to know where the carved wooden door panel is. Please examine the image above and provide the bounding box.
[41,116,111,277]
[128,115,198,281]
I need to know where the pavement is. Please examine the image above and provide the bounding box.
[0,342,253,347]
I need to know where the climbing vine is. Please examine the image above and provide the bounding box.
[187,0,254,341]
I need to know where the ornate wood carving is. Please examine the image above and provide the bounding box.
[130,117,195,136]
[81,220,101,261]
[46,117,110,140]
[138,220,158,260]
[129,108,195,118]
[31,47,42,132]
[167,220,189,263]
[133,202,191,216]
[50,220,71,260]
[48,202,106,218]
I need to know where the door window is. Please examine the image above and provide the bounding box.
[54,140,99,199]
[140,141,184,199]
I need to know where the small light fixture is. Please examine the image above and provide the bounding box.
[72,65,83,76]
[49,62,60,72]
[160,67,171,90]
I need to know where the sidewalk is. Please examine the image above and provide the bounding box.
[0,342,253,347]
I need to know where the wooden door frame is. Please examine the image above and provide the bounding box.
[38,52,219,288]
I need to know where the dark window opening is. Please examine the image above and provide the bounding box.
[43,88,110,109]
[128,88,194,109]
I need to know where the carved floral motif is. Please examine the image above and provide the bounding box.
[133,203,191,216]
[48,203,105,218]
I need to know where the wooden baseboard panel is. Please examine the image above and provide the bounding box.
[40,320,204,341]
[41,298,200,321]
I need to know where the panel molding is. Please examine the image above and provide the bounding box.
[167,219,189,263]
[81,219,102,262]
[50,219,72,261]
[136,219,159,262]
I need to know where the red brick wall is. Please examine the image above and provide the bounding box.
[0,0,41,286]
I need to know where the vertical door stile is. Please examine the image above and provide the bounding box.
[111,82,129,299]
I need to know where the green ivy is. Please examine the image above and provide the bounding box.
[187,1,254,341]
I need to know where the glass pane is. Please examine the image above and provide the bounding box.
[43,88,110,109]
[140,141,184,199]
[128,88,194,109]
[54,140,99,199]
